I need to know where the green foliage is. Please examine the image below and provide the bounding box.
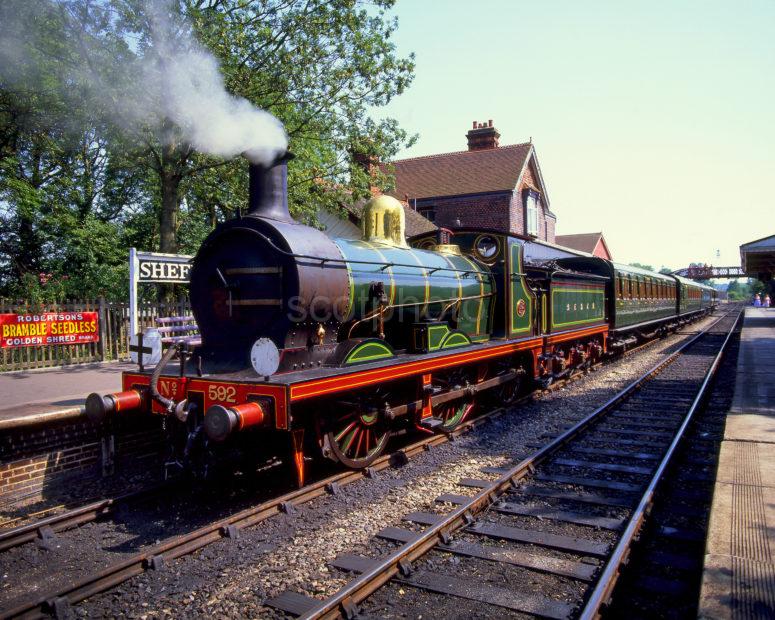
[628,262,655,272]
[0,0,415,299]
[725,279,767,301]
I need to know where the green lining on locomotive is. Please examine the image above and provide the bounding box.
[410,323,473,353]
[428,324,449,350]
[332,238,493,343]
[509,240,533,335]
[440,330,472,349]
[343,340,395,365]
[551,287,606,329]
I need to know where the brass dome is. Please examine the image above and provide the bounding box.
[361,194,408,248]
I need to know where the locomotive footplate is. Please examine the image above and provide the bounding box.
[120,324,609,427]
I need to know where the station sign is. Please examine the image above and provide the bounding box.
[136,251,193,284]
[129,248,194,336]
[0,311,100,348]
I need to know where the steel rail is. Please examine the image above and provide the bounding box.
[299,309,736,620]
[578,308,742,618]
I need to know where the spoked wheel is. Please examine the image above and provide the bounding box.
[437,400,475,432]
[491,360,524,406]
[433,368,476,432]
[322,392,392,469]
[496,373,522,405]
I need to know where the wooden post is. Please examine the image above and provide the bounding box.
[98,296,108,362]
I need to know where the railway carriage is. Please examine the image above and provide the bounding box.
[85,153,716,485]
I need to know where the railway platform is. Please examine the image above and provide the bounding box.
[699,307,775,618]
[0,361,133,430]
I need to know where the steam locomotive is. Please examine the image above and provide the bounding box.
[86,153,717,484]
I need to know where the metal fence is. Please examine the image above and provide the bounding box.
[0,298,192,372]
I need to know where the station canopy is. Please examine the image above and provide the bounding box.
[740,234,775,280]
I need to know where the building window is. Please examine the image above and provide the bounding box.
[418,207,436,223]
[525,190,539,236]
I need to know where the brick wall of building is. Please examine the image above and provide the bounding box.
[401,148,556,242]
[545,215,556,243]
[515,160,555,243]
[414,192,512,233]
[520,162,539,191]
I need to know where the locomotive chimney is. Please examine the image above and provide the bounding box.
[247,152,294,221]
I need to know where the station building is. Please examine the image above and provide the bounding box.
[554,232,613,260]
[386,121,557,242]
[323,120,611,257]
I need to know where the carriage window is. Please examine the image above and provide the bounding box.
[617,275,623,300]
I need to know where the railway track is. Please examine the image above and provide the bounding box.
[0,310,724,618]
[605,314,741,616]
[0,314,673,557]
[264,307,740,619]
[0,400,509,619]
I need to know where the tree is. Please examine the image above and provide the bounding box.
[0,0,416,298]
[628,262,655,272]
[106,0,415,253]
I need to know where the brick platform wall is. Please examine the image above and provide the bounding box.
[0,415,166,503]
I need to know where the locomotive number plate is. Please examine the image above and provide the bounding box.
[157,378,180,399]
[208,384,237,404]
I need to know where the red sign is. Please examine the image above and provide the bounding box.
[0,312,99,348]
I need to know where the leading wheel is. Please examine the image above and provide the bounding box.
[322,393,392,469]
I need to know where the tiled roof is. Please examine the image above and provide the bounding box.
[386,143,533,199]
[555,233,604,255]
[341,198,438,237]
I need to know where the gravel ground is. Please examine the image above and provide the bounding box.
[0,468,163,529]
[4,314,721,618]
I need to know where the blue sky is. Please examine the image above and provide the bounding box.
[378,0,774,271]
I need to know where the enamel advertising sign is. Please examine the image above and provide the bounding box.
[0,311,100,348]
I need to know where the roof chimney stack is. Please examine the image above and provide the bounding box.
[466,119,500,151]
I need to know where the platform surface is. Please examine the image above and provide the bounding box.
[0,361,133,428]
[699,307,775,618]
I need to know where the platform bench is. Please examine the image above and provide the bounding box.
[154,315,201,348]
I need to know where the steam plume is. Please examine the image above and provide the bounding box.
[0,1,288,165]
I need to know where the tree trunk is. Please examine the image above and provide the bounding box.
[157,141,187,301]
[159,169,180,254]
